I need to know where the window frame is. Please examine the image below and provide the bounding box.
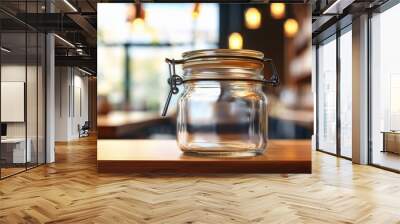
[367,0,400,173]
[315,22,353,160]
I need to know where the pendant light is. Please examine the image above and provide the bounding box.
[192,3,201,19]
[228,32,243,49]
[127,3,146,33]
[244,7,261,29]
[270,3,285,19]
[284,18,299,38]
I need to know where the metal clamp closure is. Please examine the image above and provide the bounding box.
[262,58,280,87]
[161,59,184,116]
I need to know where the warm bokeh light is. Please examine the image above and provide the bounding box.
[132,18,145,33]
[192,3,201,19]
[270,3,285,19]
[244,7,261,29]
[228,32,243,49]
[284,18,299,37]
[127,4,136,22]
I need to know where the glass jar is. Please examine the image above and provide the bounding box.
[162,49,279,157]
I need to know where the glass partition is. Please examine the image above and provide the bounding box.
[317,36,337,154]
[0,1,46,179]
[1,30,28,177]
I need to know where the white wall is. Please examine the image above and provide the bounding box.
[73,73,89,137]
[55,66,69,141]
[54,67,89,141]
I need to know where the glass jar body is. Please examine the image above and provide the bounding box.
[177,81,268,156]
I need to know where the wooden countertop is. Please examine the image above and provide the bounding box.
[97,139,311,173]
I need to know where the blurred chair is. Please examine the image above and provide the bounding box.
[79,121,90,138]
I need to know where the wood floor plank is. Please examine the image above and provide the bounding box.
[0,136,399,223]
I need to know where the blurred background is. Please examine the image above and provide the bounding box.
[97,3,312,140]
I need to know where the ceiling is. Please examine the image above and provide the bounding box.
[1,0,98,73]
[311,0,389,43]
[1,0,392,74]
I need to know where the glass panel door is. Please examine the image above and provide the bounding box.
[317,36,337,154]
[339,28,352,158]
[1,31,28,177]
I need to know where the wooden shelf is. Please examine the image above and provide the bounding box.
[97,111,169,139]
[97,140,311,174]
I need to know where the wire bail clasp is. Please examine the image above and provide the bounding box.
[262,58,280,87]
[161,58,184,116]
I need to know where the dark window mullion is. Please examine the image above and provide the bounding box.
[367,11,373,165]
[0,20,2,179]
[36,0,39,168]
[336,30,341,157]
[316,44,320,151]
[25,0,28,171]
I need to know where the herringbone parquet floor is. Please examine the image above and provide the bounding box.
[1,136,400,224]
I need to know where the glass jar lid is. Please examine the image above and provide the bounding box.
[182,49,264,61]
[181,49,265,81]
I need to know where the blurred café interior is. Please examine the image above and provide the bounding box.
[2,0,399,177]
[97,3,312,140]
